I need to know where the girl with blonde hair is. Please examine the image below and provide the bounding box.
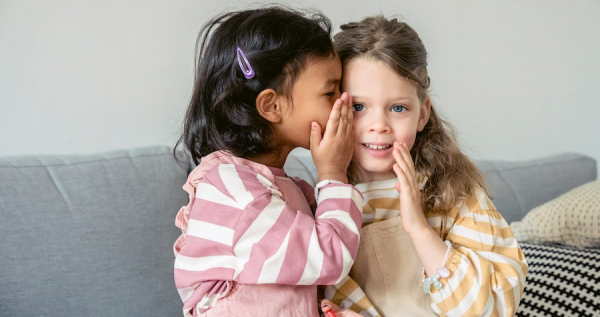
[320,15,528,317]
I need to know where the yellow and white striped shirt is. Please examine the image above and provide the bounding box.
[326,178,529,317]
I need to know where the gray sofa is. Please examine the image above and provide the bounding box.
[1,145,597,316]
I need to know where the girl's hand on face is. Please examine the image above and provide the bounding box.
[392,142,429,234]
[310,92,354,183]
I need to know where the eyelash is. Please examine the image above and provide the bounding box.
[392,105,406,112]
[326,92,335,97]
[352,104,407,112]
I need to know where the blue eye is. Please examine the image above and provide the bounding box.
[391,105,406,112]
[353,103,365,111]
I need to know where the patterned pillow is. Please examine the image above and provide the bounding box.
[517,242,600,317]
[511,180,600,248]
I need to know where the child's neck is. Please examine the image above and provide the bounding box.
[248,148,291,169]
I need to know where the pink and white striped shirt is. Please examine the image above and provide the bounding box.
[173,151,363,316]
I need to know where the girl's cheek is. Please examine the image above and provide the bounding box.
[406,133,418,151]
[396,128,418,150]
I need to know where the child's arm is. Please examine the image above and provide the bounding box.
[423,199,528,317]
[392,142,528,316]
[232,173,362,285]
[173,166,363,315]
[175,165,363,282]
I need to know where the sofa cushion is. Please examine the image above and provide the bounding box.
[0,146,188,317]
[510,180,600,248]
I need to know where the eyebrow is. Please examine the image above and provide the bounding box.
[352,95,416,103]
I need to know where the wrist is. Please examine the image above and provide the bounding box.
[314,179,346,201]
[410,227,448,277]
[421,240,453,294]
[317,173,348,184]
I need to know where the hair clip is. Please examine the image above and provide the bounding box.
[236,46,255,79]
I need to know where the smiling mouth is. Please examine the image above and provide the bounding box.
[363,143,392,150]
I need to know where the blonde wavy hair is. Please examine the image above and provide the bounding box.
[334,15,489,215]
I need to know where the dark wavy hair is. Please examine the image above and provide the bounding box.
[335,16,489,214]
[175,5,335,165]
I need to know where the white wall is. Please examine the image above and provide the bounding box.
[1,0,599,167]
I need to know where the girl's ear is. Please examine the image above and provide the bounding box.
[417,98,431,132]
[255,89,283,123]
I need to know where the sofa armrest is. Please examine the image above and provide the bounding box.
[0,145,188,316]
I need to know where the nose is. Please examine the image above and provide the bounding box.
[367,110,390,133]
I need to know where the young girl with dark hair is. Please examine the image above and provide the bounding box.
[172,6,363,317]
[320,16,528,317]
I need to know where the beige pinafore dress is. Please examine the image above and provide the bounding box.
[349,216,438,316]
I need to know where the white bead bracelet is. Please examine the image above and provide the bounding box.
[314,179,344,201]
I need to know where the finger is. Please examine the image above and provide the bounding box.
[321,299,338,314]
[309,121,322,154]
[339,92,348,118]
[393,162,416,198]
[394,143,416,181]
[324,98,342,139]
[392,143,406,173]
[393,144,417,188]
[394,161,421,205]
[392,163,407,193]
[394,141,414,173]
[398,143,418,186]
[345,95,354,135]
[398,142,415,171]
[336,93,349,136]
[393,164,403,193]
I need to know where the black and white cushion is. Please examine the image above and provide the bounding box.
[517,242,600,317]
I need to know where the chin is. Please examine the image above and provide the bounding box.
[357,162,394,173]
[355,164,395,180]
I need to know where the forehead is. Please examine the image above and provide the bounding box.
[294,55,342,86]
[343,58,419,101]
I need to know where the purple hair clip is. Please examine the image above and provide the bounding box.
[236,46,255,79]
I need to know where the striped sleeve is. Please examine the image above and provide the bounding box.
[236,181,363,286]
[430,190,529,317]
[325,277,380,317]
[174,164,363,315]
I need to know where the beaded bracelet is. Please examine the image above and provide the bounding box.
[422,240,453,294]
[314,179,344,201]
